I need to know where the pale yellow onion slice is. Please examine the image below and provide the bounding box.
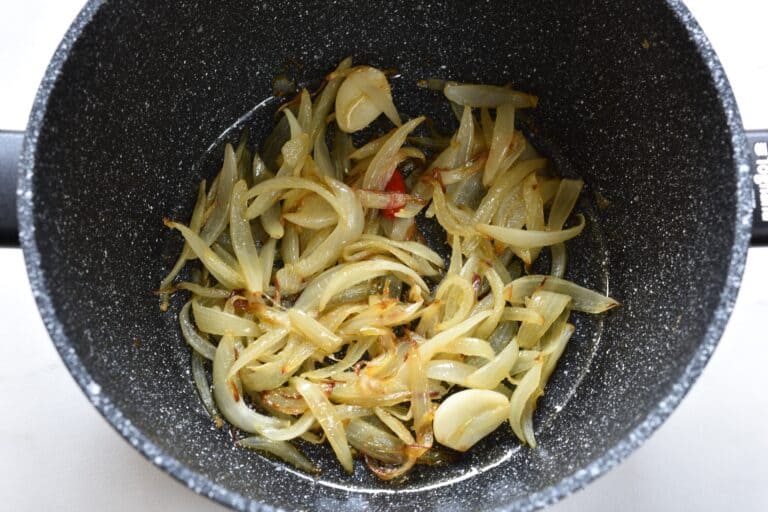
[261,202,284,240]
[474,268,506,339]
[449,337,496,360]
[426,359,475,386]
[484,103,516,185]
[433,274,475,331]
[229,180,263,294]
[548,179,584,230]
[431,184,475,237]
[374,407,416,445]
[418,311,492,361]
[175,282,231,300]
[310,56,352,140]
[504,275,619,313]
[226,327,290,380]
[276,177,365,293]
[348,128,396,160]
[213,334,288,434]
[259,237,277,291]
[287,309,344,352]
[179,301,217,360]
[502,306,544,325]
[192,300,261,337]
[522,173,546,261]
[261,411,316,441]
[302,338,373,379]
[283,193,338,230]
[342,235,443,273]
[313,124,337,178]
[464,336,519,390]
[165,220,245,290]
[443,83,538,109]
[510,350,542,376]
[318,260,429,311]
[246,176,336,218]
[191,351,222,427]
[280,223,300,265]
[475,214,586,249]
[346,418,406,465]
[159,180,207,310]
[541,320,576,385]
[199,144,237,245]
[516,291,572,349]
[340,300,423,336]
[433,389,509,451]
[237,435,317,473]
[292,377,354,473]
[318,303,369,331]
[550,243,567,278]
[297,88,312,134]
[362,117,425,191]
[508,359,544,447]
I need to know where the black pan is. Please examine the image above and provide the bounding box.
[0,1,765,510]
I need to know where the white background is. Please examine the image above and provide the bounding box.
[1,1,767,510]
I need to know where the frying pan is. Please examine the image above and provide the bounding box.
[0,0,765,510]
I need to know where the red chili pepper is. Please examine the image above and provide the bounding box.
[382,169,407,219]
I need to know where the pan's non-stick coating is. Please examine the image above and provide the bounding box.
[18,0,751,510]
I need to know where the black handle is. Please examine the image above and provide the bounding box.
[0,130,23,247]
[747,130,768,245]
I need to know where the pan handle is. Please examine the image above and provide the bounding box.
[0,130,23,247]
[746,130,768,246]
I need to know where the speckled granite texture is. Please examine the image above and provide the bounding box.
[17,0,751,510]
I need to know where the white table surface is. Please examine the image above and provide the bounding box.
[1,1,767,510]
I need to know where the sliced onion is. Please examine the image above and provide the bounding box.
[179,301,217,360]
[237,435,318,473]
[192,299,260,337]
[303,338,373,379]
[433,389,509,451]
[287,309,343,353]
[362,117,425,191]
[504,275,620,313]
[418,311,492,361]
[230,180,263,294]
[165,220,245,290]
[475,214,586,251]
[346,418,406,465]
[293,377,354,472]
[199,144,237,245]
[508,358,543,447]
[276,177,365,294]
[261,411,316,441]
[213,334,288,434]
[226,327,289,380]
[192,351,223,427]
[515,290,571,349]
[443,83,538,109]
[548,179,584,230]
[426,359,475,385]
[484,103,516,185]
[318,260,429,311]
[465,336,519,389]
[502,306,544,325]
[259,237,277,291]
[159,181,207,310]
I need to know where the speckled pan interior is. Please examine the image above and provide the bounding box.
[17,0,751,511]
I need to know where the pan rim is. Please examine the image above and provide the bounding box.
[15,0,752,510]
